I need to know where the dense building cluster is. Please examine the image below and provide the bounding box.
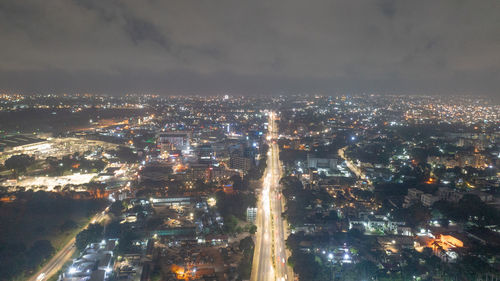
[0,93,499,281]
[276,95,500,280]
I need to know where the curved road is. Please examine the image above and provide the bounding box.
[28,212,107,281]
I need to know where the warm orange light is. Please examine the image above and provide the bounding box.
[440,235,463,248]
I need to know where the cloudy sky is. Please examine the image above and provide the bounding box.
[1,0,499,98]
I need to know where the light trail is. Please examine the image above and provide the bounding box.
[251,111,293,281]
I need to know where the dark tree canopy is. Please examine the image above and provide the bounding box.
[75,223,104,251]
[5,154,35,172]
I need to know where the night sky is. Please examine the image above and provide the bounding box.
[1,0,499,98]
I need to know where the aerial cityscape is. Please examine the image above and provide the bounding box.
[1,1,500,281]
[0,94,498,281]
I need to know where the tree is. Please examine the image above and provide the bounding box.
[239,236,254,252]
[393,203,431,228]
[0,242,27,279]
[288,251,321,281]
[238,236,254,279]
[343,260,378,280]
[459,194,500,226]
[116,230,141,254]
[216,190,256,221]
[26,240,54,267]
[104,220,122,239]
[5,154,35,173]
[433,194,500,226]
[324,210,339,222]
[146,216,164,229]
[112,146,138,163]
[60,219,78,233]
[453,255,494,280]
[231,174,249,190]
[224,215,239,233]
[249,224,257,234]
[75,223,103,251]
[109,200,124,217]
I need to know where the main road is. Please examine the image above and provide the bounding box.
[338,146,373,187]
[251,111,293,281]
[28,211,108,281]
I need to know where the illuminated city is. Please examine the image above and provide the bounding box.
[1,1,500,281]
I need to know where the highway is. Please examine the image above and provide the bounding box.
[251,111,292,281]
[28,211,107,281]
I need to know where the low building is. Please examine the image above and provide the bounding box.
[421,193,440,207]
[437,187,463,203]
[63,240,116,281]
[349,216,406,234]
[403,188,424,208]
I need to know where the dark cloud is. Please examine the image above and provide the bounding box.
[123,16,171,49]
[72,0,121,22]
[0,0,499,98]
[377,0,397,19]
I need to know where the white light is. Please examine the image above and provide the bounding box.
[68,267,77,274]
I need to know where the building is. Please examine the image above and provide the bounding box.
[151,227,197,237]
[0,137,117,164]
[427,153,487,169]
[349,215,406,234]
[208,167,239,182]
[198,144,215,164]
[421,193,440,207]
[157,132,190,154]
[307,154,338,170]
[0,135,47,153]
[63,240,116,281]
[186,163,210,181]
[403,188,424,208]
[437,187,463,203]
[229,155,254,172]
[151,197,192,207]
[416,233,465,263]
[437,187,492,203]
[246,207,258,223]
